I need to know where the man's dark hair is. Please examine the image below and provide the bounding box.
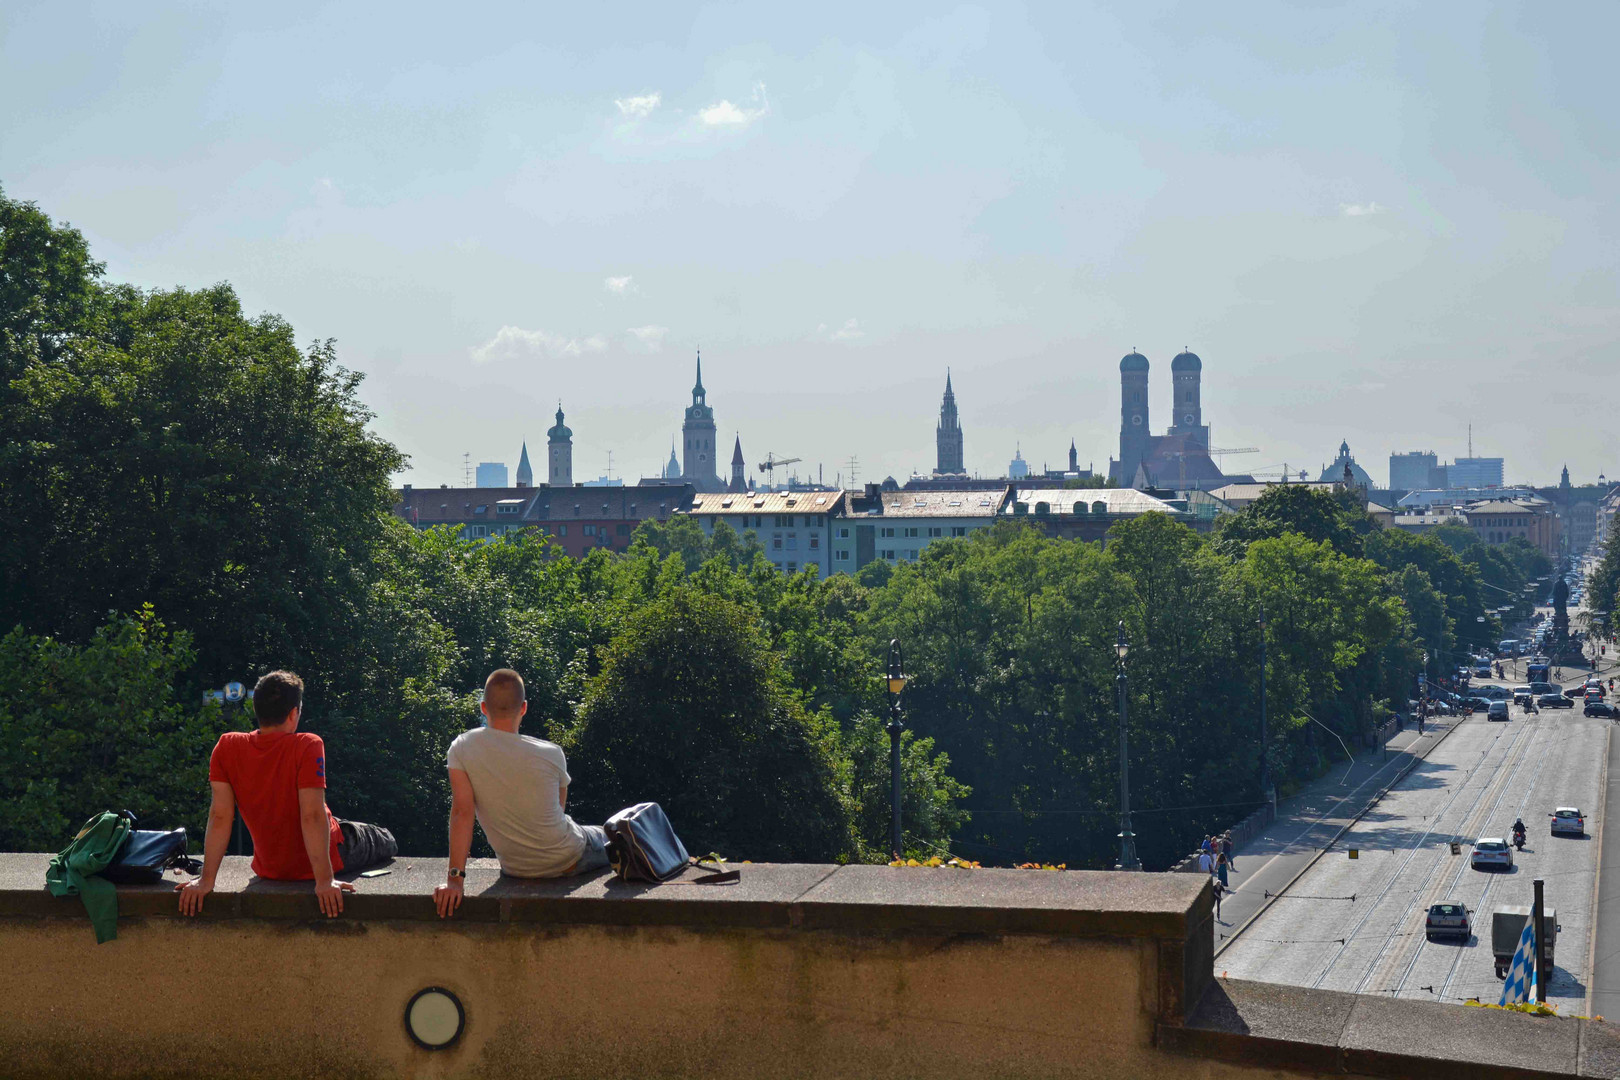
[253,670,304,726]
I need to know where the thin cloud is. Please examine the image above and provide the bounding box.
[614,92,661,119]
[627,325,669,351]
[604,275,634,294]
[471,326,607,364]
[1340,202,1384,217]
[820,318,864,342]
[699,83,770,127]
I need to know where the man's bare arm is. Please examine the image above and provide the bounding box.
[436,768,477,918]
[176,782,235,915]
[299,787,352,917]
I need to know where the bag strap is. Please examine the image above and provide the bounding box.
[686,857,739,886]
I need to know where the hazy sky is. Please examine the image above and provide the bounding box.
[5,2,1617,488]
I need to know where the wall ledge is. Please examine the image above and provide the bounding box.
[2,852,1207,937]
[1159,977,1615,1079]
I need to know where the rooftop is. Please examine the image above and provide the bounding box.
[1006,487,1185,515]
[874,489,1009,518]
[686,491,846,516]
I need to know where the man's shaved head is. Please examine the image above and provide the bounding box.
[483,668,526,719]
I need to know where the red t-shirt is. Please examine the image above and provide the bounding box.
[209,730,344,880]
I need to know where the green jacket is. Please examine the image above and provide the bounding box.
[46,811,133,944]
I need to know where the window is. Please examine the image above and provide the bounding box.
[497,504,519,515]
[835,550,850,562]
[583,524,598,536]
[905,550,918,560]
[880,527,896,538]
[809,535,820,549]
[773,533,783,550]
[473,525,487,538]
[787,562,797,573]
[616,523,631,535]
[557,524,567,536]
[903,527,919,538]
[881,549,897,560]
[952,526,966,537]
[787,535,798,550]
[928,527,943,537]
[837,527,850,539]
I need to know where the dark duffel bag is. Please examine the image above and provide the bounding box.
[102,812,201,884]
[604,803,690,882]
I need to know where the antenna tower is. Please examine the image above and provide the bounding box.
[463,452,472,487]
[846,455,859,488]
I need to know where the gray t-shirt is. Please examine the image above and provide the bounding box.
[446,726,587,878]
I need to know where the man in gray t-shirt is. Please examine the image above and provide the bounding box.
[434,669,611,918]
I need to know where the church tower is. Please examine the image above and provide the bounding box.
[547,403,573,487]
[730,436,746,492]
[934,371,964,475]
[1068,439,1078,473]
[682,350,720,490]
[1114,350,1151,484]
[515,441,533,487]
[1168,349,1207,449]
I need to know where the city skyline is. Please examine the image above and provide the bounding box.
[4,3,1616,487]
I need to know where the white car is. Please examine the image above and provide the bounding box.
[1472,838,1514,870]
[1551,808,1586,837]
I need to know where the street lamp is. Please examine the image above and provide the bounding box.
[885,639,909,861]
[1114,621,1141,871]
[1258,603,1272,806]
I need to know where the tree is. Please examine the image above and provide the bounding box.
[1215,485,1372,557]
[0,608,227,851]
[563,589,856,862]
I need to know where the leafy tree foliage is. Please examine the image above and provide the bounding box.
[0,608,227,850]
[1214,484,1373,557]
[563,589,856,861]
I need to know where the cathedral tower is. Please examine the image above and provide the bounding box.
[682,351,720,490]
[934,371,964,475]
[547,403,573,487]
[730,436,746,492]
[1116,350,1150,483]
[1168,349,1206,449]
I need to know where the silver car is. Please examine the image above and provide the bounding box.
[1472,838,1514,871]
[1551,808,1586,837]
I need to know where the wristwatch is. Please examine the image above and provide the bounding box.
[448,867,466,880]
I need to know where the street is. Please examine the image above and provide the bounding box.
[1220,699,1609,1013]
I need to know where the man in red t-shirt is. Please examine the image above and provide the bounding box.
[177,670,395,917]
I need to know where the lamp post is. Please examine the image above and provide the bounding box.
[1114,621,1141,871]
[885,639,910,861]
[1258,603,1272,806]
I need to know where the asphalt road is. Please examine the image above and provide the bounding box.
[1220,701,1609,1013]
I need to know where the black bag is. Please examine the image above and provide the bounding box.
[102,812,200,884]
[603,803,737,885]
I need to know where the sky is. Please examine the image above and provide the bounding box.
[4,1,1618,489]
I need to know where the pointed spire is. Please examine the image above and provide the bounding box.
[731,435,745,466]
[694,348,704,394]
[945,368,953,395]
[516,441,533,487]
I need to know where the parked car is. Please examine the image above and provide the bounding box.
[1426,902,1471,941]
[1551,808,1586,837]
[1539,694,1573,710]
[1487,701,1510,722]
[1584,701,1616,718]
[1472,838,1514,870]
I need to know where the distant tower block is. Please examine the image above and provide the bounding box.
[935,371,964,475]
[547,404,573,487]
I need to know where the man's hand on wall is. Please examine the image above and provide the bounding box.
[175,878,213,916]
[314,879,355,918]
[434,879,464,919]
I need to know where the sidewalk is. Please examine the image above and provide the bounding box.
[1211,715,1460,956]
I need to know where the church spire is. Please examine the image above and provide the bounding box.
[693,349,705,403]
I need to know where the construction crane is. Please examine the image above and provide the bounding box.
[758,452,802,484]
[1208,446,1259,470]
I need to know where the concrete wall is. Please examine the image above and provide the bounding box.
[0,854,1596,1078]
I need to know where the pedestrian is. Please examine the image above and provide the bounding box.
[1197,848,1214,876]
[1216,852,1230,889]
[1221,831,1236,871]
[1201,834,1214,855]
[1211,878,1226,922]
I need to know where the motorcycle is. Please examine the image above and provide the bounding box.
[1512,828,1526,851]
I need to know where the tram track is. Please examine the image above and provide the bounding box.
[1309,716,1535,990]
[1351,712,1543,995]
